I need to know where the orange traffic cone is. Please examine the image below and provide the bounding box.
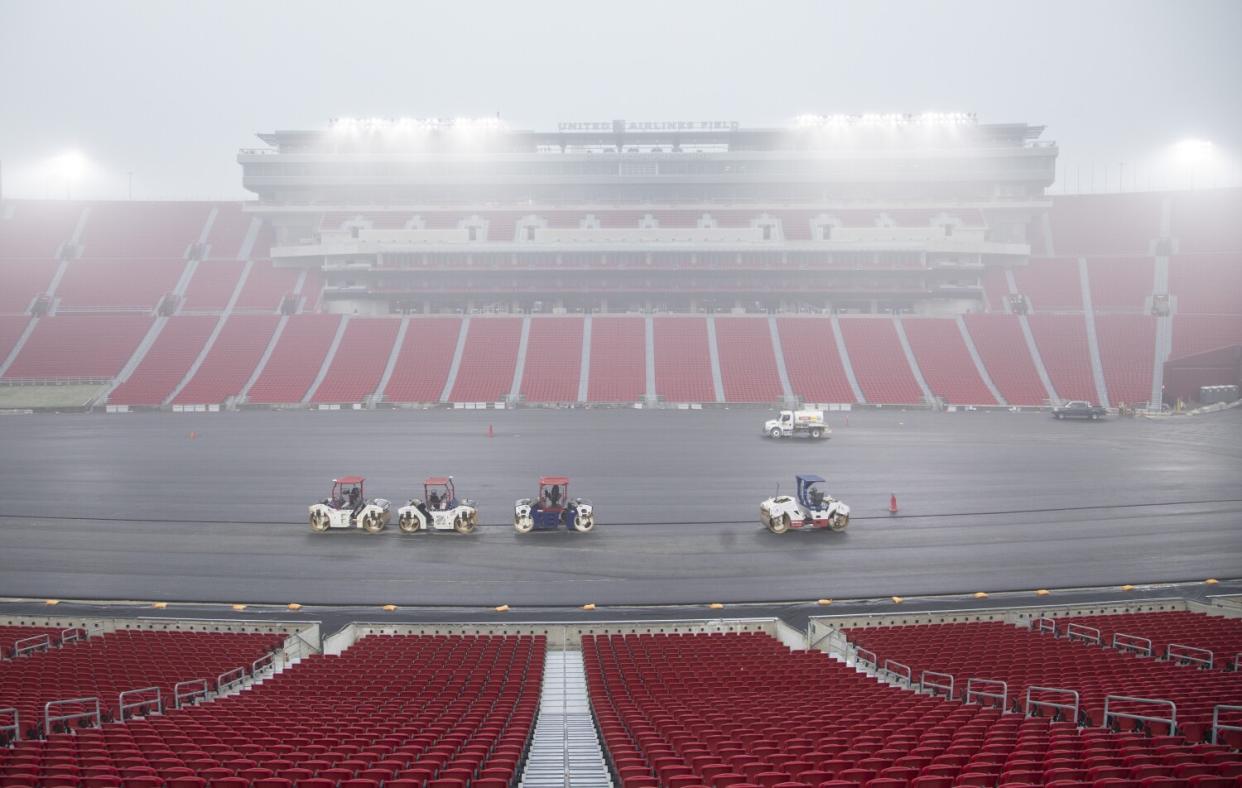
[889,493,899,514]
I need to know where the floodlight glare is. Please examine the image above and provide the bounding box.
[1172,138,1215,165]
[52,150,88,180]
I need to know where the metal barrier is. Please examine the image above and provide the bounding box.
[1233,653,1241,672]
[882,659,912,686]
[252,652,275,676]
[217,666,246,693]
[13,634,51,657]
[1211,704,1242,745]
[1025,686,1080,721]
[1166,643,1214,669]
[854,647,877,669]
[118,687,162,722]
[1033,617,1057,636]
[44,697,101,734]
[1112,632,1153,658]
[920,670,955,699]
[965,678,1009,709]
[0,707,18,743]
[59,627,86,645]
[174,679,209,709]
[1065,623,1101,645]
[1104,695,1177,735]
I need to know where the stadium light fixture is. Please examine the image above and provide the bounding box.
[52,150,88,180]
[1171,138,1214,165]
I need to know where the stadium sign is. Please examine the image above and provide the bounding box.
[557,120,740,132]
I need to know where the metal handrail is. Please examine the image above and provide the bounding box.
[44,697,100,734]
[1033,617,1057,636]
[0,707,18,743]
[920,670,955,699]
[1025,686,1080,721]
[217,666,246,693]
[854,647,877,668]
[882,659,912,685]
[1065,623,1101,645]
[13,634,51,658]
[1166,643,1213,669]
[1234,653,1241,672]
[174,679,209,709]
[1211,704,1242,745]
[1112,632,1153,657]
[118,687,162,722]
[252,652,276,676]
[1104,695,1177,735]
[965,677,1008,709]
[59,627,87,645]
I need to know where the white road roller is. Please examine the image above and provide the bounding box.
[309,476,392,533]
[759,474,850,534]
[398,476,480,535]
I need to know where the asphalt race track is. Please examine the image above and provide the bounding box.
[0,407,1239,607]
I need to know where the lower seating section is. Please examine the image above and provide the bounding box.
[587,316,646,402]
[1170,255,1242,315]
[519,316,584,403]
[1014,259,1083,312]
[180,261,245,311]
[0,630,282,740]
[381,317,461,403]
[0,316,31,363]
[447,317,522,402]
[0,633,540,787]
[1028,314,1099,403]
[233,261,298,312]
[1049,193,1162,256]
[1095,315,1156,406]
[3,315,151,380]
[172,315,279,405]
[1088,258,1154,311]
[903,318,997,405]
[839,318,923,404]
[0,260,60,314]
[653,316,715,403]
[776,318,857,403]
[962,315,1048,406]
[715,317,783,403]
[586,631,1238,788]
[0,627,68,659]
[308,318,400,404]
[247,315,342,404]
[844,620,1242,743]
[1055,611,1242,671]
[55,260,187,311]
[108,316,217,406]
[1171,315,1242,359]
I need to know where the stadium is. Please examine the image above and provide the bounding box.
[2,2,1242,785]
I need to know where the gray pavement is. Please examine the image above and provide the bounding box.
[0,407,1239,608]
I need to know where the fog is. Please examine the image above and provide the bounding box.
[1,0,1240,200]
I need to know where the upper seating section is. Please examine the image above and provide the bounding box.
[180,260,246,311]
[55,259,187,311]
[0,633,541,787]
[585,630,1236,788]
[1171,315,1242,359]
[447,317,522,402]
[0,259,60,314]
[844,619,1242,741]
[309,317,400,404]
[981,267,1012,312]
[715,317,783,403]
[1049,193,1162,256]
[776,317,857,404]
[903,318,997,405]
[2,315,151,380]
[1053,611,1242,670]
[587,316,646,402]
[234,260,299,312]
[108,315,217,406]
[1087,257,1154,311]
[1014,258,1083,311]
[1028,314,1099,403]
[1095,314,1156,406]
[1170,255,1242,315]
[962,314,1048,405]
[653,316,716,402]
[203,204,253,260]
[247,314,342,404]
[78,203,211,260]
[519,316,583,403]
[0,629,281,739]
[1170,188,1242,254]
[0,203,81,260]
[172,314,279,405]
[382,317,461,403]
[840,318,923,404]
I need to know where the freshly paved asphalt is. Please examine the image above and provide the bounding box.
[0,407,1238,608]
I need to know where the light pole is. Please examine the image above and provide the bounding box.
[127,171,133,200]
[1119,161,1126,193]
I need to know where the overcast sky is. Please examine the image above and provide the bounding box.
[2,0,1240,200]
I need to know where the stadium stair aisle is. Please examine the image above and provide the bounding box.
[520,649,612,787]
